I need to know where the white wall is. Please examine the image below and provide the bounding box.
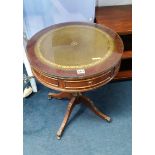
[96,0,132,6]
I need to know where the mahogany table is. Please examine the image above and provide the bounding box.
[27,22,123,139]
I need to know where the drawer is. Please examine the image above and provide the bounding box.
[32,68,59,87]
[64,70,112,90]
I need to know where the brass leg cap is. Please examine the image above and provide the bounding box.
[48,95,52,100]
[106,116,111,122]
[56,135,61,140]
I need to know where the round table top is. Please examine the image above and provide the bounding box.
[27,22,123,79]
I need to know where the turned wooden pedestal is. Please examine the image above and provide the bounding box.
[48,92,111,139]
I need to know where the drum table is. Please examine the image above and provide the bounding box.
[27,22,123,139]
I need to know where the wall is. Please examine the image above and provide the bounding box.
[96,0,132,6]
[24,0,96,38]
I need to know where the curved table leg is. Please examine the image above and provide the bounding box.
[80,96,111,122]
[48,92,72,100]
[48,92,111,139]
[56,96,77,139]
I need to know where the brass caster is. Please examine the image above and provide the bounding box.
[56,135,61,140]
[105,116,111,122]
[56,130,62,140]
[48,94,52,100]
[48,96,52,100]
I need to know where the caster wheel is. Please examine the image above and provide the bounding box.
[48,96,52,100]
[106,116,111,122]
[48,94,53,99]
[56,135,61,140]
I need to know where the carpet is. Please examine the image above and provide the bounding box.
[23,80,132,155]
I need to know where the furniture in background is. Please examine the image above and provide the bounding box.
[95,5,132,80]
[27,22,123,139]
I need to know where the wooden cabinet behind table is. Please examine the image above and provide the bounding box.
[95,5,132,81]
